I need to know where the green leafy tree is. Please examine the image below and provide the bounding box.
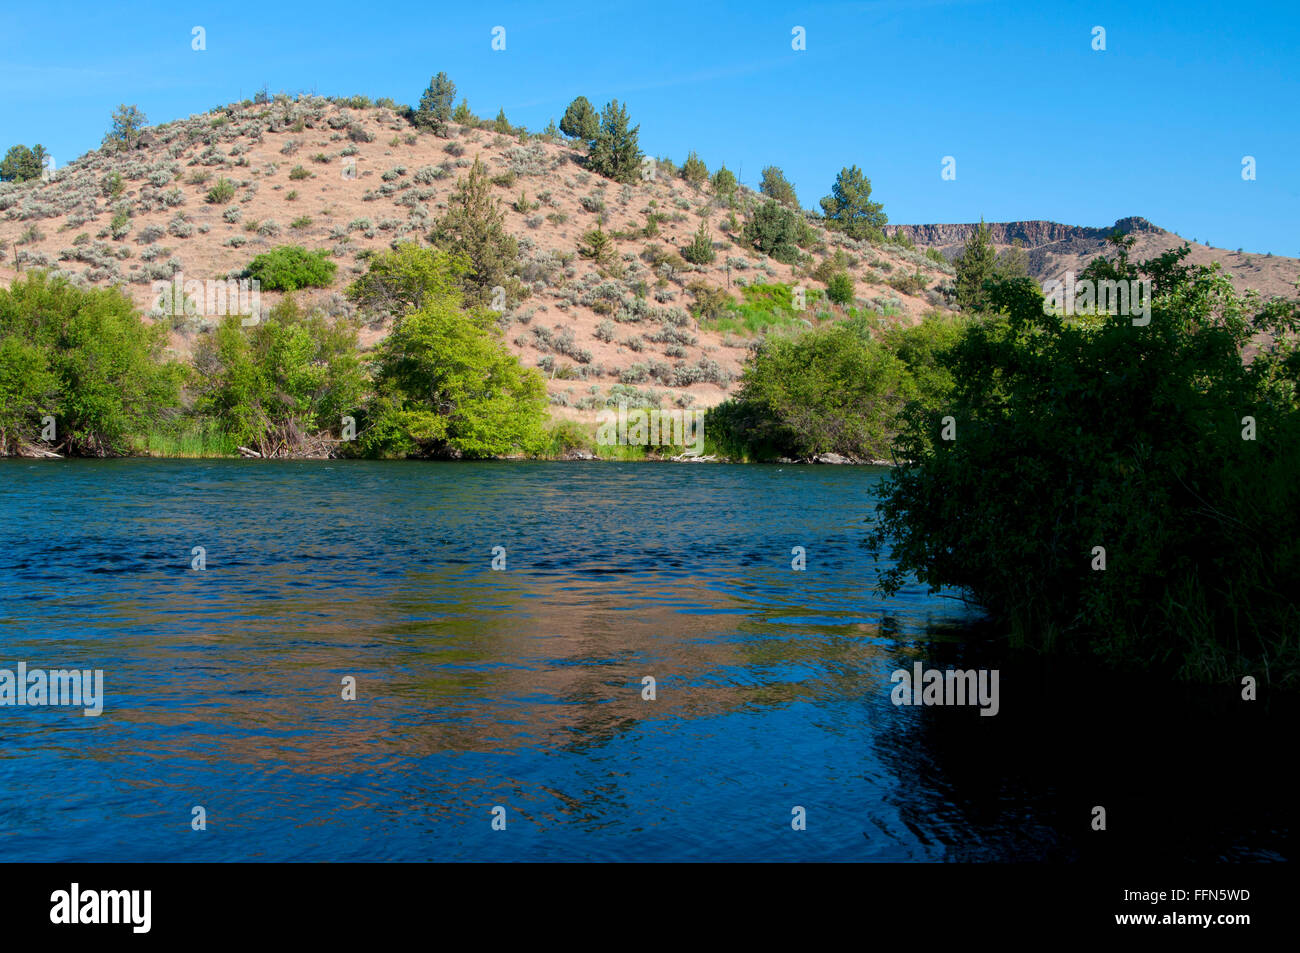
[415,72,456,135]
[953,219,997,311]
[588,100,643,184]
[0,333,58,455]
[819,165,887,240]
[760,166,799,208]
[0,271,181,455]
[357,247,547,458]
[452,98,473,125]
[577,226,613,264]
[347,242,469,319]
[493,108,511,134]
[103,104,148,152]
[709,323,912,460]
[429,157,520,308]
[559,96,600,142]
[869,245,1300,684]
[826,271,855,305]
[194,297,365,454]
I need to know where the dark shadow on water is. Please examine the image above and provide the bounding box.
[877,625,1296,862]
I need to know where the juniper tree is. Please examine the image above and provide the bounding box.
[415,73,456,135]
[559,96,600,142]
[428,157,519,308]
[760,166,799,208]
[588,100,643,184]
[103,105,147,153]
[0,144,47,183]
[819,165,887,241]
[683,223,716,264]
[681,152,708,188]
[953,219,997,311]
[711,164,737,199]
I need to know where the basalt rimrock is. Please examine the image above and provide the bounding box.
[889,216,1299,300]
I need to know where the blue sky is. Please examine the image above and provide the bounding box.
[3,0,1296,254]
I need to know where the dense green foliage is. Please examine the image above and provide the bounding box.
[953,219,996,310]
[707,311,963,460]
[356,246,548,458]
[680,151,708,188]
[711,165,737,199]
[826,272,855,305]
[742,199,806,264]
[193,296,365,454]
[245,246,337,291]
[870,243,1300,684]
[0,144,48,183]
[682,223,716,264]
[0,272,181,455]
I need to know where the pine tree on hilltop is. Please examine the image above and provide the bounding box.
[103,104,147,153]
[559,96,600,143]
[760,166,799,209]
[588,100,643,184]
[819,165,887,241]
[415,72,456,136]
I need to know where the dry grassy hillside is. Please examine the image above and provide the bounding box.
[0,95,955,417]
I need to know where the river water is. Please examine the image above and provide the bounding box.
[0,461,1289,861]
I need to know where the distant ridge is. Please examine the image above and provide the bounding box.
[889,216,1299,300]
[888,216,1160,248]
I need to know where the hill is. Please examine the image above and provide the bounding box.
[0,95,954,419]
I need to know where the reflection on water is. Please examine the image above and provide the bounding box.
[0,460,1289,861]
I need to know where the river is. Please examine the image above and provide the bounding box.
[0,460,1289,861]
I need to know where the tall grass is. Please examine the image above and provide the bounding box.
[141,419,239,457]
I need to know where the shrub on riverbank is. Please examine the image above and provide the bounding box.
[193,295,365,456]
[0,271,181,455]
[706,310,963,460]
[869,241,1300,685]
